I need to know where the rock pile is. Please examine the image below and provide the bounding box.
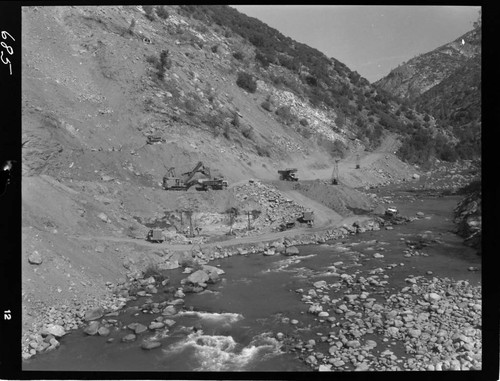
[233,181,307,230]
[279,270,481,371]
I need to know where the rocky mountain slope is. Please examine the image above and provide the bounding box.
[376,24,481,164]
[375,27,481,101]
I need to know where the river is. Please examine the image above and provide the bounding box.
[23,190,481,372]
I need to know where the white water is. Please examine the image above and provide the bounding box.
[164,331,282,371]
[176,311,243,325]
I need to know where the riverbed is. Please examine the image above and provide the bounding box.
[23,191,481,372]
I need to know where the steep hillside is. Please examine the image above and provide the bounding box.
[414,55,481,160]
[376,24,481,165]
[375,27,481,101]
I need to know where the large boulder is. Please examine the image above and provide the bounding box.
[201,265,224,283]
[85,307,104,321]
[42,324,66,338]
[134,323,148,334]
[28,251,43,265]
[141,340,162,350]
[121,334,136,343]
[83,321,100,336]
[97,326,110,336]
[284,246,300,256]
[185,270,210,286]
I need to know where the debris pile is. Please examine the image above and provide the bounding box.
[233,181,307,230]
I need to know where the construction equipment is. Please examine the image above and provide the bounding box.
[331,158,340,185]
[302,211,315,227]
[198,177,228,191]
[162,162,227,191]
[146,134,165,144]
[146,228,164,243]
[278,168,298,181]
[385,207,398,217]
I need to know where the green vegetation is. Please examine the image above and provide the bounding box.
[143,262,168,282]
[143,5,156,21]
[156,6,169,20]
[232,51,244,61]
[146,50,172,80]
[275,105,298,126]
[236,71,257,93]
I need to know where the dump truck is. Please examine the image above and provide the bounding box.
[146,228,164,243]
[278,168,298,181]
[301,211,314,227]
[198,177,228,191]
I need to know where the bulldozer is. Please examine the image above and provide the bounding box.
[278,168,298,181]
[162,162,227,191]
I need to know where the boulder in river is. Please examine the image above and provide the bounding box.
[202,265,224,283]
[121,333,136,343]
[284,246,300,256]
[162,305,177,316]
[85,307,104,321]
[184,270,209,287]
[134,323,148,334]
[313,280,328,289]
[141,340,162,350]
[42,324,65,338]
[97,326,110,336]
[84,321,100,336]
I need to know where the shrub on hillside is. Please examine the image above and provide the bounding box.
[156,6,170,20]
[275,105,298,126]
[236,71,257,93]
[317,137,347,158]
[146,50,171,80]
[233,51,244,60]
[159,49,172,72]
[223,122,231,139]
[143,5,156,21]
[256,145,271,157]
[202,112,226,133]
[261,100,273,112]
[241,125,256,141]
[231,112,240,128]
[298,127,312,139]
[126,18,136,36]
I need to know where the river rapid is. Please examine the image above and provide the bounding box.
[23,188,481,372]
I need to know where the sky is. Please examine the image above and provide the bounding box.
[231,5,480,83]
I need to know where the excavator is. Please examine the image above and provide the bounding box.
[162,161,227,191]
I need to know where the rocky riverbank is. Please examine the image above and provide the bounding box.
[280,268,481,371]
[453,184,481,254]
[22,213,405,360]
